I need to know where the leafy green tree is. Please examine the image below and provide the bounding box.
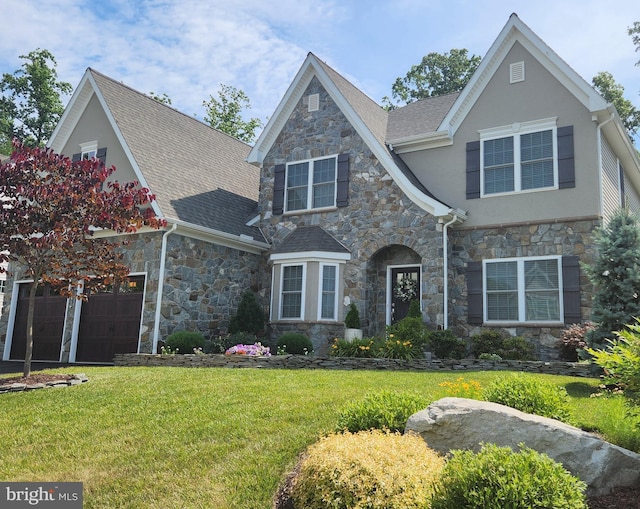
[202,84,262,143]
[0,49,72,154]
[383,49,481,109]
[629,21,640,67]
[228,291,265,335]
[149,92,172,105]
[585,208,640,348]
[592,71,640,137]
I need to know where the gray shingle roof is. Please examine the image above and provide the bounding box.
[273,226,350,254]
[89,69,263,241]
[386,93,459,141]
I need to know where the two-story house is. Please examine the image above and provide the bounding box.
[1,14,638,363]
[248,14,640,357]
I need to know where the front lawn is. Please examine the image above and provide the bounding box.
[0,366,636,508]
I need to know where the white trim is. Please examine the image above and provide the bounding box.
[482,255,563,324]
[279,263,306,320]
[318,263,339,321]
[510,61,525,84]
[270,251,350,263]
[152,223,177,353]
[480,119,558,197]
[68,281,84,363]
[285,154,338,212]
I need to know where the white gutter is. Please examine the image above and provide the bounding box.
[152,222,177,353]
[442,213,459,329]
[596,111,615,219]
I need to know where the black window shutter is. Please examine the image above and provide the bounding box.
[273,164,286,215]
[466,141,481,199]
[96,147,107,165]
[336,153,349,207]
[562,255,581,324]
[467,261,483,324]
[72,153,81,162]
[557,126,575,189]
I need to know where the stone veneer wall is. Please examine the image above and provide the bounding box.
[258,76,443,352]
[161,234,266,342]
[115,353,597,378]
[448,218,599,360]
[0,231,266,358]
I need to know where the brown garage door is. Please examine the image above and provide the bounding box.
[10,283,66,361]
[76,276,145,363]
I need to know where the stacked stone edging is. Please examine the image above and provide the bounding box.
[114,354,596,378]
[0,374,89,394]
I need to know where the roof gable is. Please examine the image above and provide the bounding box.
[48,69,265,244]
[440,14,609,138]
[247,53,457,219]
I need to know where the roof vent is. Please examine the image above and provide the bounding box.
[510,61,525,83]
[308,93,319,112]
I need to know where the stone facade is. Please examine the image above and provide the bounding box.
[449,218,599,360]
[258,77,444,351]
[0,231,265,360]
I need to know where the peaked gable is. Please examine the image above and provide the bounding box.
[247,53,459,219]
[48,69,265,244]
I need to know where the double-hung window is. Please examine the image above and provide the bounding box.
[484,256,562,322]
[281,265,304,319]
[480,119,557,196]
[286,155,337,212]
[319,264,338,320]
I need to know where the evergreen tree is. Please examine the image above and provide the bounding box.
[585,208,640,347]
[229,291,265,335]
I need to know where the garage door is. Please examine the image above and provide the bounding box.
[76,276,145,363]
[10,283,66,361]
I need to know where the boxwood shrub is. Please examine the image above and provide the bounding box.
[165,331,205,354]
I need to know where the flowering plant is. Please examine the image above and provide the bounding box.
[225,342,271,356]
[394,276,418,302]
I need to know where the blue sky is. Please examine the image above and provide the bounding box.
[1,0,638,132]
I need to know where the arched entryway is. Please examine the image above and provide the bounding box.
[366,245,421,336]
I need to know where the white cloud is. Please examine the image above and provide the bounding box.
[1,0,638,130]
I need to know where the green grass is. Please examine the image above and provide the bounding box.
[0,367,637,508]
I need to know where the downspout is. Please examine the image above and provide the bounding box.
[596,112,615,218]
[442,213,458,330]
[152,222,177,353]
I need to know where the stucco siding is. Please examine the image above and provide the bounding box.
[401,42,601,227]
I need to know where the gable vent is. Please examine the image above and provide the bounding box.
[510,61,525,83]
[308,93,319,112]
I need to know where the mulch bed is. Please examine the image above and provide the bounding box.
[0,373,88,393]
[588,486,640,509]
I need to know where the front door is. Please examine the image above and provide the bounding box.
[390,266,420,324]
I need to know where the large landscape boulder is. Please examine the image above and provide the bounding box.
[405,397,640,497]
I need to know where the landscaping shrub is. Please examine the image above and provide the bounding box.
[378,337,422,359]
[407,299,422,318]
[431,443,587,509]
[165,331,205,354]
[483,373,572,422]
[386,315,429,347]
[290,430,444,509]
[500,336,536,360]
[470,329,505,358]
[344,302,361,329]
[429,330,467,359]
[560,322,596,361]
[228,291,265,335]
[588,319,640,417]
[439,377,483,399]
[470,330,535,360]
[330,337,381,358]
[335,390,430,433]
[277,333,313,355]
